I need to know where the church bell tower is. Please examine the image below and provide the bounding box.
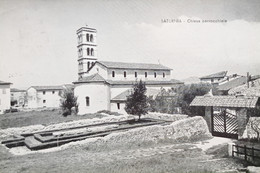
[77,25,97,78]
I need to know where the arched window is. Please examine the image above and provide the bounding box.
[91,48,94,56]
[86,34,89,42]
[90,34,93,42]
[163,72,165,78]
[145,72,147,78]
[135,72,137,78]
[88,62,90,69]
[154,72,157,78]
[117,103,120,110]
[87,48,90,55]
[112,71,115,77]
[86,97,90,106]
[124,71,126,78]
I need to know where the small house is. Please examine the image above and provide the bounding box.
[0,80,12,114]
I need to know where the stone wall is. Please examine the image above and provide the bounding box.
[242,117,260,140]
[236,108,249,139]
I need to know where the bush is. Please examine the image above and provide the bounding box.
[60,88,78,116]
[125,80,149,120]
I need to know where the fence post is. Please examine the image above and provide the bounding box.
[244,145,247,161]
[252,147,254,161]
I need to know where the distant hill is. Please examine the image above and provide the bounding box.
[181,76,201,84]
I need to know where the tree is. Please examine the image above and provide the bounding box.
[125,80,149,120]
[60,88,78,116]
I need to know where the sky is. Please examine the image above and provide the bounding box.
[0,0,260,88]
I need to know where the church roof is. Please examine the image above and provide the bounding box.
[75,73,107,83]
[111,88,160,102]
[106,79,183,85]
[190,95,259,108]
[0,80,12,85]
[200,71,227,79]
[97,61,172,70]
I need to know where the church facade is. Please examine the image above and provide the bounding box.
[74,26,183,114]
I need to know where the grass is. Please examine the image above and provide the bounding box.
[0,109,110,129]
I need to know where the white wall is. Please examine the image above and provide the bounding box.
[27,88,62,108]
[111,102,126,114]
[27,87,38,108]
[74,83,110,114]
[0,84,11,114]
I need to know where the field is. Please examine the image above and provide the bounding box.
[0,109,109,129]
[0,110,245,173]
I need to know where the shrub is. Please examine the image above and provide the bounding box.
[60,88,78,116]
[125,80,149,120]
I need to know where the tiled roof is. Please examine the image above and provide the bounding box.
[11,88,26,92]
[97,61,172,70]
[217,76,247,91]
[229,78,260,97]
[190,95,259,108]
[0,80,12,85]
[111,88,161,102]
[200,71,227,79]
[75,73,107,83]
[31,85,64,91]
[107,79,183,85]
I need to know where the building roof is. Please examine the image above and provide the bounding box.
[107,79,183,86]
[111,88,161,102]
[0,80,12,85]
[75,73,107,84]
[217,76,247,91]
[200,71,227,79]
[30,85,64,91]
[11,88,26,92]
[190,95,259,108]
[97,61,172,70]
[228,78,260,97]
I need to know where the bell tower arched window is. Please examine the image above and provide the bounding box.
[91,48,94,56]
[86,34,89,42]
[124,71,126,78]
[87,48,90,55]
[145,72,147,78]
[154,72,157,78]
[90,34,93,42]
[163,73,165,78]
[135,72,137,78]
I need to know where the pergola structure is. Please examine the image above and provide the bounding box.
[190,95,259,139]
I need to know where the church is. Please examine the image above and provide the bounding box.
[73,26,183,114]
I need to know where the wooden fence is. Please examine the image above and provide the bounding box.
[232,144,260,165]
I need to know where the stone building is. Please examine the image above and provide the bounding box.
[73,26,183,114]
[0,80,12,114]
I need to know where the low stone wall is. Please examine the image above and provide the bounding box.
[60,116,211,151]
[143,112,188,122]
[242,117,260,139]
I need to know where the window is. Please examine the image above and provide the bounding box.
[52,91,55,94]
[145,72,147,78]
[154,72,157,78]
[2,89,6,94]
[117,103,120,110]
[86,34,89,42]
[86,97,90,106]
[163,73,165,78]
[90,34,93,42]
[91,48,94,56]
[43,91,45,95]
[124,71,126,78]
[43,100,46,103]
[135,72,137,78]
[87,48,90,55]
[112,71,115,77]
